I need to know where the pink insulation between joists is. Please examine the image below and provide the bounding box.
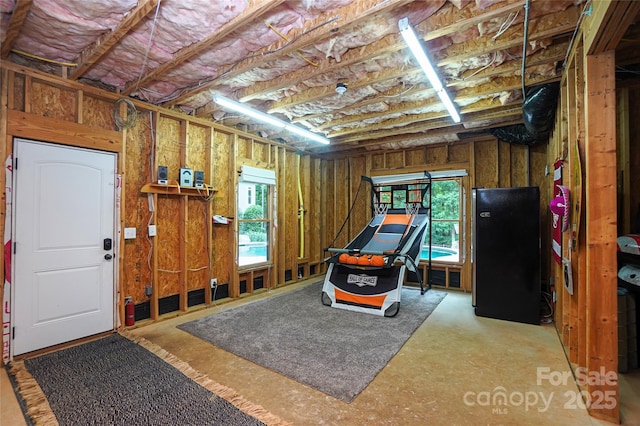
[0,0,15,41]
[12,0,137,60]
[3,0,562,125]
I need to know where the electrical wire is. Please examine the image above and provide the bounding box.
[196,186,215,201]
[10,49,78,67]
[493,11,519,41]
[134,0,162,96]
[158,268,181,273]
[561,0,592,71]
[263,19,318,67]
[378,84,418,99]
[461,52,497,81]
[540,291,554,324]
[113,97,138,129]
[616,66,640,75]
[521,0,531,99]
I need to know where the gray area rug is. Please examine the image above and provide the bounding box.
[179,281,446,402]
[10,333,287,425]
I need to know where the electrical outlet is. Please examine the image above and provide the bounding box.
[144,285,153,297]
[211,278,218,288]
[148,224,157,237]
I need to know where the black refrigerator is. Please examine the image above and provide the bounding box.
[472,187,541,325]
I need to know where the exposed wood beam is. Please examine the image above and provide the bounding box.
[240,0,526,103]
[70,0,159,80]
[584,0,640,55]
[122,0,286,95]
[311,121,506,155]
[418,0,524,42]
[193,15,569,120]
[584,50,618,424]
[0,0,33,59]
[270,40,567,119]
[328,101,523,141]
[166,0,415,107]
[235,2,577,104]
[314,73,555,132]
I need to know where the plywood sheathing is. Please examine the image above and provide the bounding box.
[211,131,233,289]
[124,114,153,304]
[474,139,499,188]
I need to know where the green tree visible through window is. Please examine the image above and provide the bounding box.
[422,179,461,262]
[241,204,266,241]
[238,182,270,266]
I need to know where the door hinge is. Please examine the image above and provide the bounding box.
[13,157,17,170]
[12,327,15,339]
[13,242,16,254]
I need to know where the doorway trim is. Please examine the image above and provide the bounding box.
[2,113,124,362]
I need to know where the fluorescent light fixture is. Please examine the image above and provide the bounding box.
[212,94,284,129]
[212,93,329,145]
[398,17,461,123]
[284,123,330,145]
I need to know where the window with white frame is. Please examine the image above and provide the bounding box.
[237,166,275,267]
[421,178,463,263]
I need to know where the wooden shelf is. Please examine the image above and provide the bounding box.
[141,180,216,197]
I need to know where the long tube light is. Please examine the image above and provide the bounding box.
[212,94,330,145]
[398,17,461,123]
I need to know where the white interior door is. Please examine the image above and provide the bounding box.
[12,139,116,355]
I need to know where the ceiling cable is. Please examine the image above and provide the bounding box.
[10,49,77,67]
[521,0,530,99]
[561,0,592,71]
[493,10,519,41]
[263,19,318,67]
[134,0,162,97]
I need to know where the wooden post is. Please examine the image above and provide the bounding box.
[584,50,618,423]
[150,112,160,320]
[230,134,239,298]
[204,127,213,304]
[179,121,188,311]
[574,42,588,373]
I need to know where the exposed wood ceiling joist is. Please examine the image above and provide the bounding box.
[4,0,630,154]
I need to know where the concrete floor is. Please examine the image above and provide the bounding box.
[3,278,640,425]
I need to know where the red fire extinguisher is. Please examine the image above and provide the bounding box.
[125,297,135,326]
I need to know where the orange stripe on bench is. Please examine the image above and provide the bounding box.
[335,288,386,308]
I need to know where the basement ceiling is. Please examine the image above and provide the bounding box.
[0,0,595,154]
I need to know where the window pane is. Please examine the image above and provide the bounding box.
[238,182,270,267]
[421,222,459,262]
[422,178,461,263]
[253,183,269,215]
[432,180,460,220]
[392,189,406,208]
[238,183,269,218]
[238,221,269,266]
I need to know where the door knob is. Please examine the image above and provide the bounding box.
[104,254,113,260]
